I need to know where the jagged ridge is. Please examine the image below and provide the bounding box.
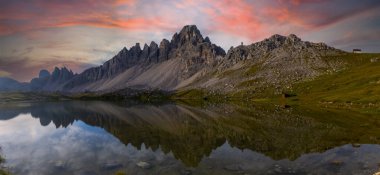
[63,25,226,92]
[187,33,345,94]
[2,25,347,94]
[30,67,75,91]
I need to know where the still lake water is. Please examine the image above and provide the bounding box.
[0,100,380,175]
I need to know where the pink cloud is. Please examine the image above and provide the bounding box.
[262,6,311,29]
[1,0,379,82]
[280,0,327,6]
[267,0,380,31]
[202,0,267,40]
[0,0,173,36]
[1,0,377,39]
[113,0,136,6]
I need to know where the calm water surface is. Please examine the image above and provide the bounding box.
[0,101,380,175]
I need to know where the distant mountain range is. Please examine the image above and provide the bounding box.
[0,25,348,95]
[0,77,29,91]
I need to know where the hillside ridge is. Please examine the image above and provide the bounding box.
[0,25,351,95]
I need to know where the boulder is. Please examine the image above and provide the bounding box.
[370,58,379,63]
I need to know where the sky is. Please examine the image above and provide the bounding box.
[0,0,379,82]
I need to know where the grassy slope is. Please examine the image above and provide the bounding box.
[291,53,380,112]
[174,53,380,112]
[1,53,378,112]
[295,53,380,103]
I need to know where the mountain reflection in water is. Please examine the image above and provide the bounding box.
[0,101,380,175]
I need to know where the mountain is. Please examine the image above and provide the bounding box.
[183,33,345,95]
[1,25,380,110]
[0,77,29,92]
[30,67,75,91]
[59,25,345,94]
[62,25,225,92]
[0,25,361,97]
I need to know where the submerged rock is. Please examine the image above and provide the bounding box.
[330,160,343,166]
[54,160,67,169]
[136,161,152,169]
[180,169,192,175]
[273,164,283,173]
[102,162,122,170]
[224,164,242,171]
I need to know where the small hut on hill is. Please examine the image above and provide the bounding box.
[353,49,362,53]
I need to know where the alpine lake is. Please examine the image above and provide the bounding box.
[1,96,380,175]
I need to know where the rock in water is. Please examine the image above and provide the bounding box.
[224,164,242,171]
[181,169,192,175]
[54,160,66,169]
[136,161,152,169]
[102,162,122,170]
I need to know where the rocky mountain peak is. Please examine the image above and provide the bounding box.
[204,36,211,43]
[114,47,128,58]
[51,67,74,81]
[223,33,343,71]
[143,43,149,50]
[62,25,227,91]
[264,34,292,46]
[149,41,158,48]
[179,25,202,36]
[265,34,302,45]
[53,67,60,73]
[130,43,141,52]
[31,67,75,91]
[157,39,171,61]
[251,34,340,52]
[268,34,286,41]
[140,43,150,60]
[121,47,128,53]
[287,34,301,42]
[171,25,204,47]
[21,25,349,94]
[38,69,50,79]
